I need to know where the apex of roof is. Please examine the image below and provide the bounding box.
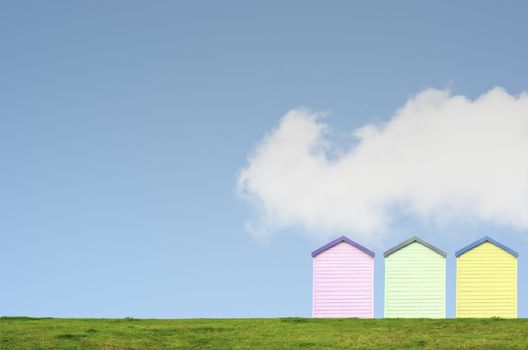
[311,236,375,258]
[384,236,446,258]
[455,236,518,257]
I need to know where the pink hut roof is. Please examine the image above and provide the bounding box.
[311,236,375,257]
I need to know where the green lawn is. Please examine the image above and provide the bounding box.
[1,317,528,349]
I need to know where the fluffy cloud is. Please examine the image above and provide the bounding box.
[237,88,528,241]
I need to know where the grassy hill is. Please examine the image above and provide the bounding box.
[1,317,527,349]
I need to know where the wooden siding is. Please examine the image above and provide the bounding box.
[456,242,518,318]
[313,241,374,318]
[384,242,446,318]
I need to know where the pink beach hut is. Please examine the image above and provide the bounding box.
[312,236,375,318]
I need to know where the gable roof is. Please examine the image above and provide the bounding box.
[384,236,446,258]
[311,236,375,258]
[455,236,518,257]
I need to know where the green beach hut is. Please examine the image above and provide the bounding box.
[384,236,446,318]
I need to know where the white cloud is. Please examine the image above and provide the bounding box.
[237,88,528,241]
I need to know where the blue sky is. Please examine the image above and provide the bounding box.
[1,1,528,318]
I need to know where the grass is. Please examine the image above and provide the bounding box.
[1,317,528,349]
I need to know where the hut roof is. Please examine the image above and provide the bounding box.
[384,236,446,258]
[455,236,518,257]
[311,236,375,258]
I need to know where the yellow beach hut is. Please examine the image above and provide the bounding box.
[456,236,518,318]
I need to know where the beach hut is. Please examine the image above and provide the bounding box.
[384,236,446,318]
[312,236,375,318]
[456,236,518,318]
